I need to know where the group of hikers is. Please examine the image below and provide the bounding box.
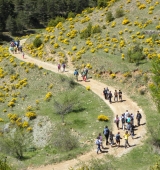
[58,63,66,72]
[95,110,142,154]
[9,40,23,54]
[73,67,89,82]
[103,87,122,103]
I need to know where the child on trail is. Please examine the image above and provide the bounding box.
[115,132,122,147]
[136,111,142,126]
[119,90,122,101]
[114,115,120,130]
[103,126,110,145]
[114,90,118,102]
[74,69,79,81]
[99,133,104,149]
[95,136,102,154]
[123,131,130,148]
[58,63,61,72]
[109,131,114,147]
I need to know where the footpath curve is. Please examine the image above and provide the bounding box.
[11,39,147,170]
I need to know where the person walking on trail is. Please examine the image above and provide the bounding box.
[114,90,118,102]
[123,131,130,148]
[121,113,125,130]
[109,131,114,147]
[108,91,113,104]
[115,132,122,147]
[74,69,79,81]
[95,136,102,154]
[99,133,104,149]
[136,111,142,126]
[84,67,88,79]
[103,88,108,100]
[125,110,129,122]
[130,124,134,139]
[81,70,87,82]
[114,115,120,130]
[62,63,66,72]
[119,90,122,101]
[103,126,110,145]
[58,63,61,72]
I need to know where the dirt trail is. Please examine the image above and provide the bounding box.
[11,39,147,170]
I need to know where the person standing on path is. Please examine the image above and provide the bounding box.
[95,136,102,154]
[136,111,142,126]
[74,69,79,81]
[108,91,113,104]
[114,90,118,102]
[58,63,61,72]
[115,132,122,147]
[62,63,66,72]
[109,131,114,147]
[103,126,110,145]
[103,88,108,100]
[123,131,130,148]
[119,90,122,102]
[121,113,125,130]
[114,115,120,130]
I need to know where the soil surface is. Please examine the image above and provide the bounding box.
[11,39,147,170]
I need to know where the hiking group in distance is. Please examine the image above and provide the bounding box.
[103,87,122,103]
[95,110,142,154]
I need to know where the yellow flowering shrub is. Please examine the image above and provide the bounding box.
[98,115,109,121]
[27,127,33,132]
[0,118,4,122]
[122,18,130,25]
[110,73,116,79]
[86,86,90,90]
[44,92,52,101]
[25,112,37,120]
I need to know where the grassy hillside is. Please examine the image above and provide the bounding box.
[0,0,160,169]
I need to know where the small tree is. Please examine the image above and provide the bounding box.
[33,37,43,48]
[52,124,79,151]
[115,8,124,18]
[0,126,30,160]
[6,15,17,35]
[150,57,160,112]
[106,11,114,22]
[53,91,81,123]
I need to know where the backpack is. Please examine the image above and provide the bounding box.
[103,128,109,135]
[116,134,120,140]
[137,113,142,119]
[74,70,78,75]
[95,139,100,145]
[121,117,125,123]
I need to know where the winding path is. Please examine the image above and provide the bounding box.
[11,39,147,170]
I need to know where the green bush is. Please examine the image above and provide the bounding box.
[106,11,114,22]
[33,37,43,48]
[91,25,101,34]
[115,8,124,18]
[68,12,76,18]
[52,125,79,152]
[48,16,65,27]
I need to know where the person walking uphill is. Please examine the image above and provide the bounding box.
[103,88,108,100]
[103,126,110,145]
[74,69,79,81]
